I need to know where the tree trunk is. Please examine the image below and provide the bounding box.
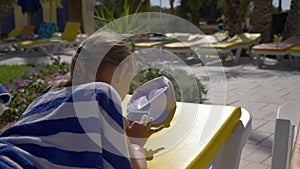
[282,0,300,40]
[68,0,83,32]
[170,0,175,14]
[224,0,243,36]
[252,0,272,42]
[180,0,188,19]
[278,0,282,12]
[191,10,199,27]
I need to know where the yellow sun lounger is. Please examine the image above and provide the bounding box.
[134,33,177,49]
[164,34,227,49]
[18,22,82,55]
[197,33,262,63]
[290,45,300,57]
[251,36,300,66]
[7,28,23,38]
[0,26,36,53]
[163,34,228,61]
[122,95,252,169]
[135,40,176,49]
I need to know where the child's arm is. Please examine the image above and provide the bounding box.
[124,116,164,168]
[128,143,147,169]
[125,117,164,147]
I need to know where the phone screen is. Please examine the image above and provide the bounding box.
[127,111,150,125]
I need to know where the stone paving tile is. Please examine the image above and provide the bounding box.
[262,111,277,121]
[240,103,269,116]
[242,162,270,169]
[248,131,272,145]
[251,119,269,130]
[0,53,73,65]
[257,104,279,113]
[240,143,260,158]
[239,160,251,169]
[251,108,274,119]
[209,59,300,169]
[256,121,275,133]
[262,156,272,166]
[256,96,295,105]
[246,147,271,163]
[285,93,300,100]
[257,134,273,149]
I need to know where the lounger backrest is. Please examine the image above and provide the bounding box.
[62,22,81,42]
[284,36,300,45]
[8,28,23,38]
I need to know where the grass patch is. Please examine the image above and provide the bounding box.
[0,65,36,85]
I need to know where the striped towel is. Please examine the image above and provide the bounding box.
[0,82,132,169]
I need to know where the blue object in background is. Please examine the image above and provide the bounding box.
[37,22,59,39]
[0,85,11,105]
[57,0,69,32]
[0,9,15,37]
[30,7,43,34]
[18,0,42,15]
[0,0,69,37]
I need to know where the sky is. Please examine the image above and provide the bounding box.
[150,0,291,10]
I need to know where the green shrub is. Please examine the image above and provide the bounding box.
[129,68,207,103]
[0,56,69,123]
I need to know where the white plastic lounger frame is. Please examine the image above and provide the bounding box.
[271,100,300,169]
[290,51,300,66]
[208,107,252,169]
[251,50,293,67]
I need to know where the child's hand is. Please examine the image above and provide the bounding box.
[125,115,164,147]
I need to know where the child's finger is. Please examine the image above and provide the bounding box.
[140,115,147,124]
[150,125,164,135]
[146,118,154,129]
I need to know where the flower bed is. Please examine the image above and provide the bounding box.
[0,56,69,126]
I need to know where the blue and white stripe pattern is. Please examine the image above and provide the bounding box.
[0,82,132,169]
[0,84,10,105]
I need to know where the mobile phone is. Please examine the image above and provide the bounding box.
[127,111,151,125]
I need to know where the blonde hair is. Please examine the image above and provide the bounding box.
[58,30,132,88]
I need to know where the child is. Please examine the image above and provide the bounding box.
[0,30,163,169]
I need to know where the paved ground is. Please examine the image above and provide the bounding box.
[191,56,300,169]
[1,51,300,169]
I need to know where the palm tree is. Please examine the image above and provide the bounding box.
[188,0,202,27]
[170,0,175,14]
[222,0,243,36]
[252,0,272,42]
[0,0,16,9]
[68,0,83,32]
[282,0,300,40]
[180,0,188,19]
[278,0,282,12]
